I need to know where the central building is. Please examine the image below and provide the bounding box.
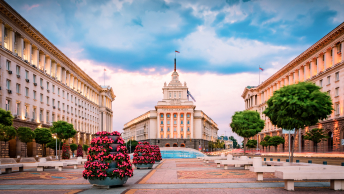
[122,64,218,150]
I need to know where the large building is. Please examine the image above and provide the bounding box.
[122,62,218,150]
[241,22,344,153]
[0,0,115,158]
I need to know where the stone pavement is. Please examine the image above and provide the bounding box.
[0,159,337,194]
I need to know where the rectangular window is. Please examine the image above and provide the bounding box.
[167,114,170,118]
[67,105,69,112]
[16,102,20,115]
[6,80,11,90]
[46,111,49,123]
[187,120,190,124]
[5,100,10,111]
[25,105,29,118]
[40,93,43,102]
[25,87,29,97]
[40,110,43,122]
[40,78,43,86]
[336,72,339,81]
[52,85,55,93]
[167,127,170,131]
[71,95,73,102]
[320,79,323,87]
[58,88,60,95]
[167,121,170,124]
[47,96,49,105]
[47,82,49,90]
[52,99,55,106]
[67,93,69,100]
[6,60,11,70]
[161,121,163,124]
[71,107,73,113]
[62,103,65,110]
[33,108,36,119]
[187,127,190,132]
[62,90,65,98]
[336,103,340,115]
[58,101,60,108]
[161,128,163,132]
[16,65,20,75]
[327,76,331,84]
[25,70,29,79]
[33,90,36,100]
[336,87,339,97]
[33,74,36,83]
[169,92,171,98]
[174,127,176,131]
[16,84,20,93]
[187,114,190,118]
[52,114,55,122]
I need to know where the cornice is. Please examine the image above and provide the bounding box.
[155,105,196,110]
[0,0,102,92]
[257,22,344,91]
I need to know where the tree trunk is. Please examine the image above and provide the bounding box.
[275,146,277,152]
[59,140,61,161]
[290,129,298,163]
[315,142,317,153]
[243,138,247,155]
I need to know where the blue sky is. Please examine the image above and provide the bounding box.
[7,0,344,141]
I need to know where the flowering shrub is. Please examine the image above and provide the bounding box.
[83,131,133,181]
[132,142,155,164]
[152,145,162,161]
[62,143,70,159]
[77,144,83,157]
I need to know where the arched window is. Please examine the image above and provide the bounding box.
[160,114,163,118]
[187,120,190,124]
[181,114,184,118]
[167,114,170,118]
[181,121,183,124]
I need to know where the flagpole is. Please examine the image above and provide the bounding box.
[259,65,260,85]
[104,69,105,87]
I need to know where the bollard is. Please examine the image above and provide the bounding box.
[341,163,344,166]
[308,160,312,163]
[323,161,327,165]
[270,158,273,161]
[286,159,289,162]
[296,160,299,163]
[264,158,266,161]
[277,159,280,162]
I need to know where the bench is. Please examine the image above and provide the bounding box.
[214,155,234,167]
[77,157,87,164]
[203,153,226,163]
[0,164,23,174]
[221,156,252,169]
[275,170,344,191]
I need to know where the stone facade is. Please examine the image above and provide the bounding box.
[242,22,344,153]
[0,1,115,157]
[122,63,219,151]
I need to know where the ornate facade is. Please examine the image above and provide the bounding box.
[122,65,218,150]
[0,0,115,157]
[242,22,344,153]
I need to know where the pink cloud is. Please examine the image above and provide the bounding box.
[23,4,40,11]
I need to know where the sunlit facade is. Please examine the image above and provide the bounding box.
[241,22,344,153]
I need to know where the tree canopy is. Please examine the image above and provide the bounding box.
[70,143,78,154]
[82,144,89,152]
[50,121,76,140]
[230,110,264,154]
[263,82,333,130]
[268,136,285,151]
[34,128,53,157]
[17,127,36,157]
[304,128,329,152]
[0,124,17,142]
[246,139,257,148]
[0,108,13,126]
[229,136,238,148]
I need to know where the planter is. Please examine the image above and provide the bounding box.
[108,161,117,168]
[88,176,128,186]
[109,151,119,156]
[108,135,120,142]
[134,163,153,169]
[138,152,143,156]
[155,160,161,163]
[109,144,121,152]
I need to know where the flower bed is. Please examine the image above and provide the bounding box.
[152,145,162,162]
[132,142,155,168]
[83,131,133,186]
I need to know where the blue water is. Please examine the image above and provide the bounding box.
[161,150,205,159]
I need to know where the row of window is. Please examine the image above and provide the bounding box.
[169,91,182,98]
[160,120,190,125]
[160,127,190,132]
[160,134,190,139]
[319,72,340,88]
[160,113,191,118]
[5,60,99,113]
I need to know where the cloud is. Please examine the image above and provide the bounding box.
[23,4,39,11]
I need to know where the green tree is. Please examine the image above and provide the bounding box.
[0,124,17,143]
[82,144,89,154]
[50,121,76,160]
[304,128,329,152]
[268,136,285,152]
[124,140,138,153]
[263,135,271,152]
[70,143,78,157]
[34,128,52,157]
[230,110,265,154]
[260,140,268,152]
[229,136,238,148]
[263,82,333,163]
[246,139,257,149]
[17,127,35,157]
[0,108,13,126]
[47,138,62,156]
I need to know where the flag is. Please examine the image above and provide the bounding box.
[175,50,180,53]
[187,90,196,102]
[259,67,264,71]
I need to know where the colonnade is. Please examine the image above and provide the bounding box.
[158,112,193,139]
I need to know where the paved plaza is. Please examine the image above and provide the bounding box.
[0,158,339,194]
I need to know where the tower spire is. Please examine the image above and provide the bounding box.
[174,58,176,72]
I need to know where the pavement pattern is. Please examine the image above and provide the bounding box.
[0,159,337,194]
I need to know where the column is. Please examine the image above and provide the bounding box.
[18,35,24,58]
[62,68,66,84]
[66,72,70,86]
[57,65,62,81]
[341,42,344,62]
[9,28,14,53]
[74,78,78,90]
[332,46,337,65]
[190,112,194,139]
[26,43,32,64]
[81,83,84,94]
[299,66,304,82]
[317,55,323,73]
[0,22,4,47]
[294,70,299,84]
[304,64,308,80]
[40,53,45,71]
[184,112,187,138]
[311,58,317,76]
[33,47,39,66]
[70,75,74,88]
[177,113,180,138]
[324,49,331,69]
[45,57,51,75]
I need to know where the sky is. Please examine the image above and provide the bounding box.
[7,0,344,142]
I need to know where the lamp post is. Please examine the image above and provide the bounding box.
[54,134,57,160]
